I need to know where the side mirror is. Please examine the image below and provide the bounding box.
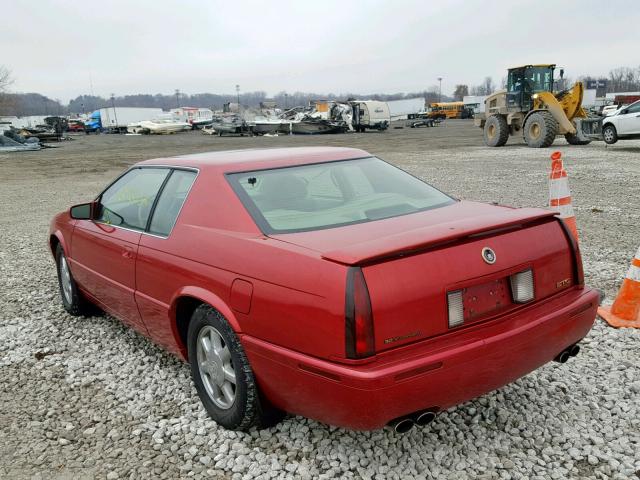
[620,109,629,115]
[70,201,97,220]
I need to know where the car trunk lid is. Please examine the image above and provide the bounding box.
[270,201,576,354]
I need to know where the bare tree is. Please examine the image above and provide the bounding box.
[608,66,640,92]
[0,65,12,93]
[0,65,14,114]
[452,84,469,101]
[482,77,495,95]
[470,77,496,96]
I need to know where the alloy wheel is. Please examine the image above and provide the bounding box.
[196,326,237,409]
[604,128,614,143]
[59,255,73,304]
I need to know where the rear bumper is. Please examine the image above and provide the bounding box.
[241,287,598,430]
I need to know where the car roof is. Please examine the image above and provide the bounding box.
[136,147,371,173]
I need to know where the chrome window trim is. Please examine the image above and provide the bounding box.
[93,165,200,240]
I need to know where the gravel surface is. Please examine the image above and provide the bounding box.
[1,122,639,479]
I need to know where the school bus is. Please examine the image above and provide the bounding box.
[426,101,469,119]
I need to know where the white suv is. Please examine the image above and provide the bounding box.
[601,100,640,144]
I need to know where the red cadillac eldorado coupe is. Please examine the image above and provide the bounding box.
[49,147,598,432]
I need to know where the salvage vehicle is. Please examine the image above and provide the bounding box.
[209,116,254,136]
[581,99,640,144]
[49,147,599,432]
[67,120,86,133]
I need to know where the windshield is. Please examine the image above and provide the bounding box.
[227,157,455,234]
[509,67,553,93]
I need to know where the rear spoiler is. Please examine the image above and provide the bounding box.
[322,208,557,266]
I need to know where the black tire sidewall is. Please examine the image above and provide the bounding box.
[187,306,258,431]
[484,115,509,147]
[55,244,83,315]
[603,125,617,144]
[524,112,557,148]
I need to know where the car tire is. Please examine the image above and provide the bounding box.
[55,244,95,316]
[188,305,284,431]
[602,124,618,145]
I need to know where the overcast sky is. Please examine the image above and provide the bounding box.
[4,0,639,101]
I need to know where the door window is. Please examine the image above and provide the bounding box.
[98,168,169,230]
[148,170,198,236]
[624,102,640,114]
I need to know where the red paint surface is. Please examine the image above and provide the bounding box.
[49,147,598,429]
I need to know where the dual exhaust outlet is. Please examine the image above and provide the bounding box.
[554,343,580,364]
[390,343,581,434]
[388,410,437,434]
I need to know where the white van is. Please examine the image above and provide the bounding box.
[350,101,390,132]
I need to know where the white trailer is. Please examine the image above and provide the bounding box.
[100,107,163,132]
[386,98,425,120]
[0,116,22,130]
[463,95,488,115]
[0,115,49,129]
[350,101,390,132]
[170,107,214,128]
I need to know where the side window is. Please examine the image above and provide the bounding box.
[148,170,197,236]
[98,168,169,230]
[626,102,640,114]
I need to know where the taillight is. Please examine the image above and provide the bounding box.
[557,218,584,286]
[345,267,375,359]
[510,269,535,303]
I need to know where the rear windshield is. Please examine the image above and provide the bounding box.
[227,157,454,234]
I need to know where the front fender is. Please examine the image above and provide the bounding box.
[49,211,75,259]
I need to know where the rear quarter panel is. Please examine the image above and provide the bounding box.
[135,168,348,359]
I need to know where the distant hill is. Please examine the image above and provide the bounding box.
[1,90,451,116]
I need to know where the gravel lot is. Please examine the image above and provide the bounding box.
[1,121,639,479]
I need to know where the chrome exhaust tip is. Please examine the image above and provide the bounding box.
[569,344,580,357]
[415,411,436,427]
[389,418,415,434]
[554,350,570,363]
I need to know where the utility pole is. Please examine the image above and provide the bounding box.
[175,89,180,108]
[284,93,288,109]
[437,77,443,102]
[236,84,240,112]
[111,93,119,133]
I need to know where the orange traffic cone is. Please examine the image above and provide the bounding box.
[598,247,640,328]
[549,151,579,241]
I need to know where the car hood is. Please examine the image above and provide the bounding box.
[269,200,557,265]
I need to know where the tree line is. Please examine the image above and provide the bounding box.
[2,64,640,116]
[2,88,451,117]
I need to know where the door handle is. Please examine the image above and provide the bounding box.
[122,247,135,259]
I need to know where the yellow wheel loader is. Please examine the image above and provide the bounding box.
[475,64,592,148]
